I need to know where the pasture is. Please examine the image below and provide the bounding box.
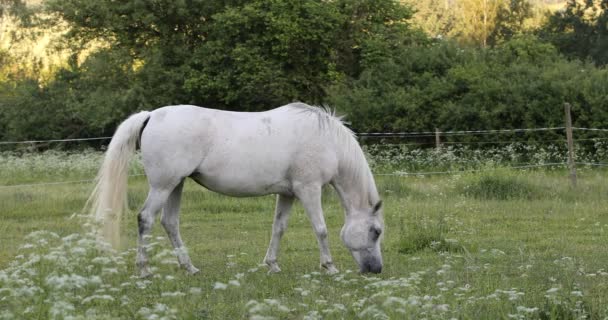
[1,149,608,319]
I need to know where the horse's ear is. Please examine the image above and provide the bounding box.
[372,200,383,215]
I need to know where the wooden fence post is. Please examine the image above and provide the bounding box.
[435,128,441,150]
[564,102,577,187]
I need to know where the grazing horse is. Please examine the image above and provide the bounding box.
[87,102,384,277]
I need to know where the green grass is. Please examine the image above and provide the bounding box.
[2,152,608,319]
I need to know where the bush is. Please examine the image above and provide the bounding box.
[328,35,608,145]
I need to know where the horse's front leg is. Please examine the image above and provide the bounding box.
[295,184,339,275]
[264,194,295,273]
[161,180,199,275]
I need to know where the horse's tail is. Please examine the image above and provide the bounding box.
[86,111,151,248]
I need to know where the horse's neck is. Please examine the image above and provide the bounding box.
[333,154,379,216]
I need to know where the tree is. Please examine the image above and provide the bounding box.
[184,0,417,110]
[405,0,538,47]
[1,0,419,141]
[327,33,608,141]
[183,0,343,109]
[490,0,534,44]
[540,0,608,65]
[403,0,457,38]
[451,0,506,47]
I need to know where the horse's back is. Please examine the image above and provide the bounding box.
[140,104,341,196]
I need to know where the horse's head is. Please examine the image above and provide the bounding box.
[340,200,384,273]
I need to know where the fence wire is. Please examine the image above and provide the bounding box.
[358,126,567,137]
[0,137,112,145]
[1,126,608,189]
[2,126,608,145]
[4,162,608,189]
[0,174,146,189]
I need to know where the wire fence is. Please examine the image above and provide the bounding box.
[357,126,568,138]
[0,137,113,145]
[2,161,608,189]
[1,126,608,189]
[0,174,147,189]
[1,126,605,145]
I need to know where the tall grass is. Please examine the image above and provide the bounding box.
[459,167,543,200]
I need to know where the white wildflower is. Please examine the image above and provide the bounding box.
[303,310,321,320]
[435,304,449,312]
[91,257,112,265]
[382,296,407,308]
[70,247,87,255]
[248,301,269,314]
[213,282,228,290]
[359,305,388,320]
[250,316,276,320]
[102,268,118,275]
[161,291,186,298]
[82,295,115,304]
[571,291,583,297]
[189,287,202,295]
[135,279,152,289]
[516,306,538,313]
[49,300,75,319]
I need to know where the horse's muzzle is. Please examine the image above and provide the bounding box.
[360,259,383,274]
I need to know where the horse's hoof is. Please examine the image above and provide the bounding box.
[322,264,339,275]
[186,266,200,275]
[139,269,153,278]
[267,264,281,274]
[326,267,339,275]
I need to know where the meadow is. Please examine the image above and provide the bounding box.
[1,146,608,319]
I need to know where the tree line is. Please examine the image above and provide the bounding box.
[1,0,608,146]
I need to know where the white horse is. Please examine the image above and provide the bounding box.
[88,102,384,277]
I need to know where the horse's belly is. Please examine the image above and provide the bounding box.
[189,171,292,197]
[190,142,296,196]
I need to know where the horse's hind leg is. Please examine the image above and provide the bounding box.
[137,185,174,278]
[264,194,295,273]
[161,180,199,275]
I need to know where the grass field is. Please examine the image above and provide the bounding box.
[1,149,608,319]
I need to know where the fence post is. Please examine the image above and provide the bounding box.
[435,128,441,150]
[564,102,577,187]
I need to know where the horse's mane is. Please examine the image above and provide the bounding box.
[288,102,380,208]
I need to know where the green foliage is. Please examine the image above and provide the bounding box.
[490,0,535,45]
[1,0,608,146]
[183,0,416,110]
[407,0,538,47]
[540,0,608,65]
[184,0,343,109]
[405,0,456,38]
[1,49,141,141]
[0,0,419,141]
[328,34,608,142]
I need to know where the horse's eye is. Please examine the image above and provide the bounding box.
[370,227,381,240]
